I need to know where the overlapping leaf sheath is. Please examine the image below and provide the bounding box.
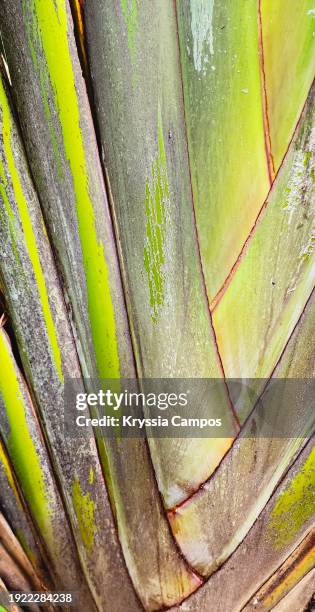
[176,0,270,300]
[0,438,46,582]
[269,569,315,612]
[260,0,315,170]
[0,74,139,611]
[84,0,238,513]
[0,544,34,601]
[244,530,315,610]
[1,0,133,383]
[0,1,313,610]
[168,287,315,577]
[169,437,315,611]
[0,3,203,609]
[0,513,45,598]
[0,512,52,611]
[175,0,315,306]
[213,84,315,417]
[0,325,91,595]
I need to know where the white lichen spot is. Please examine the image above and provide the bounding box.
[241,88,249,94]
[283,153,305,224]
[307,8,315,16]
[190,0,215,75]
[283,126,315,225]
[300,227,315,261]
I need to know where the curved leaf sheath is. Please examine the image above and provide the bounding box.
[84,0,227,380]
[0,542,34,599]
[0,1,313,609]
[168,288,315,577]
[0,439,46,581]
[213,85,315,402]
[170,437,315,611]
[176,0,270,301]
[0,73,139,612]
[0,327,92,598]
[0,60,200,611]
[244,530,315,610]
[271,568,315,612]
[0,513,46,596]
[0,0,134,381]
[0,4,206,607]
[261,0,315,170]
[84,0,238,514]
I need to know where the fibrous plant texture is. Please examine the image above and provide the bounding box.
[0,1,314,611]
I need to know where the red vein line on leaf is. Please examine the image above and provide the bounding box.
[74,7,206,597]
[173,0,240,429]
[167,287,314,516]
[162,290,314,611]
[107,176,203,595]
[210,80,314,313]
[165,503,314,612]
[258,0,275,184]
[265,288,315,381]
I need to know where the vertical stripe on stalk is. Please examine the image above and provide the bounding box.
[0,79,63,382]
[120,0,138,53]
[0,331,53,545]
[26,0,120,379]
[72,477,97,553]
[144,115,168,322]
[0,441,21,509]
